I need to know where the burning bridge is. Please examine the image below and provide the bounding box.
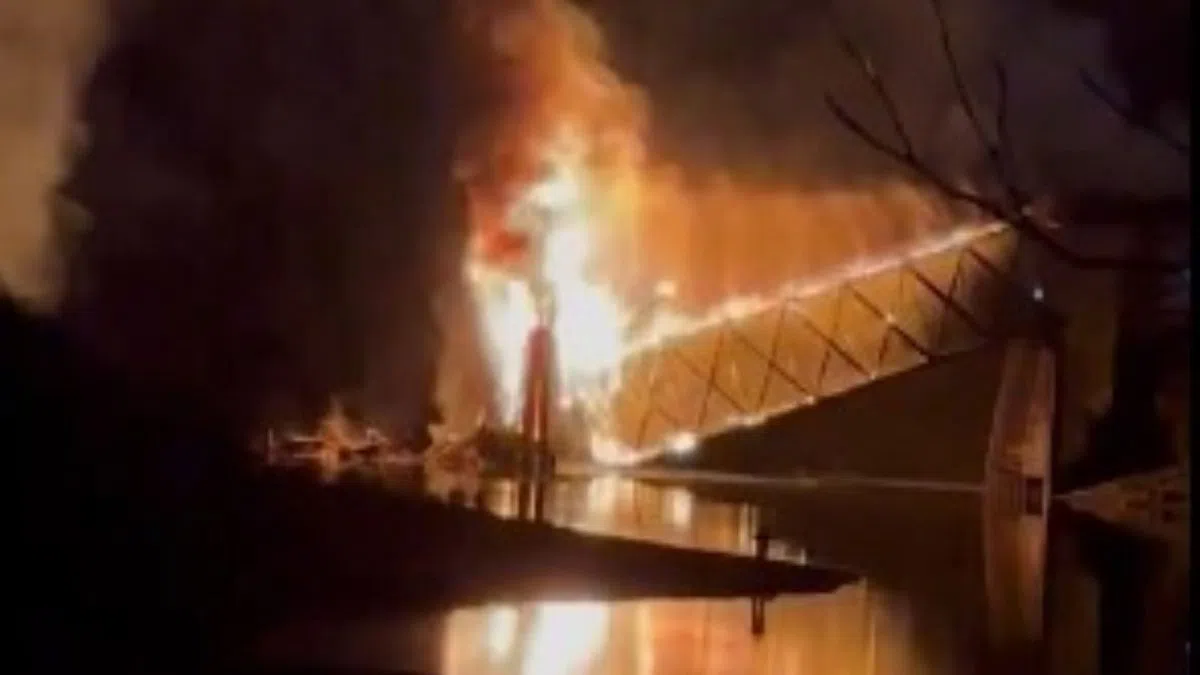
[576,222,1057,463]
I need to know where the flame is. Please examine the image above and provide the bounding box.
[465,163,1005,465]
[454,0,993,465]
[466,126,631,430]
[456,0,646,457]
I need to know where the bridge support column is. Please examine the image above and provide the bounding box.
[518,323,556,520]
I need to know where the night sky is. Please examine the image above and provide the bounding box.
[0,0,1188,436]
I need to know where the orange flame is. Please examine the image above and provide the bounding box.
[453,0,969,464]
[454,0,646,458]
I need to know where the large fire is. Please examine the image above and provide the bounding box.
[453,0,652,463]
[453,0,974,465]
[466,126,629,431]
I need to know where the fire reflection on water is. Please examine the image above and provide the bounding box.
[522,602,610,675]
[664,486,693,531]
[438,477,903,674]
[473,601,613,675]
[256,475,993,674]
[485,606,519,662]
[483,473,753,553]
[445,584,886,675]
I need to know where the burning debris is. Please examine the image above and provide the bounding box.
[263,398,402,475]
[262,396,490,493]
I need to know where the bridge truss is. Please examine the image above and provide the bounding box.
[602,224,1058,455]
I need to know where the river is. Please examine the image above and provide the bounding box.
[258,472,1188,674]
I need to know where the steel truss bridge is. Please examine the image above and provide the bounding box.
[600,222,1060,456]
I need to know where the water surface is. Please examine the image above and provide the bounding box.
[259,473,1186,674]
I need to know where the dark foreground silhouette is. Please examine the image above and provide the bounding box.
[4,298,851,674]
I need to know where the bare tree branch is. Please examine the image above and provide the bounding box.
[929,0,995,171]
[830,28,915,157]
[824,95,993,213]
[1079,69,1190,157]
[826,96,1179,270]
[824,0,1186,273]
[993,63,1013,175]
[928,0,1034,216]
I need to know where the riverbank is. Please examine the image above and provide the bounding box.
[237,471,855,625]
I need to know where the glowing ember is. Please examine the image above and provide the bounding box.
[664,431,699,456]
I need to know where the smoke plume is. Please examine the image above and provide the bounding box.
[453,0,970,315]
[0,0,104,311]
[580,0,1188,202]
[62,0,457,437]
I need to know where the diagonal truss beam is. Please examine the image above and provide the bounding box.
[609,226,1051,453]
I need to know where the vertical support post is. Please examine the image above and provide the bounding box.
[519,323,556,522]
[520,325,552,447]
[750,598,766,638]
[751,528,771,637]
[517,479,531,521]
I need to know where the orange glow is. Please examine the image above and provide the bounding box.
[485,606,519,662]
[456,0,646,457]
[436,479,900,674]
[465,126,630,430]
[522,601,611,675]
[454,0,990,465]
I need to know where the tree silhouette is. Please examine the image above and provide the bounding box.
[824,0,1188,272]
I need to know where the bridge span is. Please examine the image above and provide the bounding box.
[593,222,1058,459]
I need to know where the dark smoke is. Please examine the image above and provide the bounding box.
[61,0,459,439]
[580,0,1188,197]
